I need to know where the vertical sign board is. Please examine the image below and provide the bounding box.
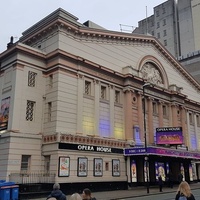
[0,97,10,131]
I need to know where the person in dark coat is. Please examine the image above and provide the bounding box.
[158,175,163,192]
[47,183,66,200]
[175,181,195,200]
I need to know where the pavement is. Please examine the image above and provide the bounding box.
[29,183,200,200]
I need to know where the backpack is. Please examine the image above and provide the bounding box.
[178,196,187,200]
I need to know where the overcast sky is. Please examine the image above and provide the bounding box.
[1,0,166,53]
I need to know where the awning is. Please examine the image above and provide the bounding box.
[124,146,200,160]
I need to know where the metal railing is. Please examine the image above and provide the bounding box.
[9,172,56,184]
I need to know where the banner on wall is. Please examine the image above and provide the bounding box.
[131,160,137,182]
[156,127,183,145]
[155,162,166,181]
[0,97,10,131]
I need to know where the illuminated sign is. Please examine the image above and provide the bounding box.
[156,127,183,145]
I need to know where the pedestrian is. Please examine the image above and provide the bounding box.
[158,175,163,192]
[47,183,67,200]
[69,193,82,200]
[178,172,183,183]
[175,181,195,200]
[82,188,96,200]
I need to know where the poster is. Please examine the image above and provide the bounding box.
[77,157,87,177]
[94,158,103,176]
[58,157,70,177]
[0,97,10,131]
[155,162,166,181]
[180,163,185,181]
[131,160,137,182]
[144,161,149,182]
[112,159,120,177]
[189,164,193,181]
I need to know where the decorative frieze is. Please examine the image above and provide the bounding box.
[43,133,126,148]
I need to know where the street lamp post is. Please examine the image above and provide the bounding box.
[143,82,151,194]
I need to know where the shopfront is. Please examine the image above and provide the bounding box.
[124,146,199,186]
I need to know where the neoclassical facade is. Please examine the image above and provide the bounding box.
[0,8,200,192]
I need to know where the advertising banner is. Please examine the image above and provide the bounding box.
[131,160,137,182]
[156,127,183,145]
[155,162,166,181]
[0,97,10,131]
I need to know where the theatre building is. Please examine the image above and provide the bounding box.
[0,8,200,193]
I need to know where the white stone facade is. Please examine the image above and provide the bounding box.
[0,8,200,185]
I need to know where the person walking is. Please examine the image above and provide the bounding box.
[82,188,96,200]
[175,181,195,200]
[47,183,67,200]
[158,175,163,192]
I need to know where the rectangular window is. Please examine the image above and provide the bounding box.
[156,10,159,17]
[48,102,52,122]
[151,31,154,36]
[164,40,167,46]
[21,155,31,172]
[115,90,120,103]
[189,113,193,124]
[44,156,50,173]
[163,30,167,37]
[196,115,200,126]
[157,32,160,39]
[26,100,35,121]
[28,71,37,87]
[101,86,106,99]
[162,105,167,116]
[85,81,91,95]
[163,19,166,26]
[153,102,157,115]
[162,7,166,14]
[49,74,53,88]
[157,22,160,29]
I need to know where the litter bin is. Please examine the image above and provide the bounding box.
[0,186,11,200]
[0,181,16,200]
[10,185,19,200]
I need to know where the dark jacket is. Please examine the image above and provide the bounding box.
[47,189,66,200]
[175,191,195,200]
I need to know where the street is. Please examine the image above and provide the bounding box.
[122,188,200,200]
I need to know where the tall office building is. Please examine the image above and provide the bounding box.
[134,0,200,59]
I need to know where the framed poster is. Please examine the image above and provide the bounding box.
[112,159,120,177]
[58,157,70,177]
[94,158,103,177]
[131,160,137,182]
[77,157,88,177]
